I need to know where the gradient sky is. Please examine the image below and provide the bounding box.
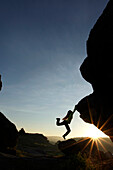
[0,0,109,138]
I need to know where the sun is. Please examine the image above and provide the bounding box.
[86,124,107,139]
[91,134,99,140]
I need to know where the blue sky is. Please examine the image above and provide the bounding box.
[0,0,109,138]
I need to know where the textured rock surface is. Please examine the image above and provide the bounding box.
[76,0,113,141]
[58,138,113,159]
[58,138,97,156]
[0,112,18,151]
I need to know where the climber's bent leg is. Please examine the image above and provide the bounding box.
[63,121,71,139]
[56,118,65,126]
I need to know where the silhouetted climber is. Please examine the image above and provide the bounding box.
[56,105,77,139]
[0,75,2,91]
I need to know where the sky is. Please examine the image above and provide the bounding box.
[0,0,109,138]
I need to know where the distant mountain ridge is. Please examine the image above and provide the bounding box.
[47,136,63,144]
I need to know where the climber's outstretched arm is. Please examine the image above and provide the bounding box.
[72,105,77,113]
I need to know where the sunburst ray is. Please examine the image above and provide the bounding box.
[99,114,113,131]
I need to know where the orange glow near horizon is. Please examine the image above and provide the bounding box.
[85,99,111,140]
[74,101,113,158]
[85,124,108,139]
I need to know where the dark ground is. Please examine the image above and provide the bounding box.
[1,134,113,170]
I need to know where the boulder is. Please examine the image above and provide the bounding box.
[58,138,113,160]
[0,112,18,151]
[58,138,98,157]
[77,0,113,141]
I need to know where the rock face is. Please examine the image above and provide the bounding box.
[76,0,113,141]
[0,112,18,151]
[58,138,113,160]
[0,75,18,151]
[58,138,95,156]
